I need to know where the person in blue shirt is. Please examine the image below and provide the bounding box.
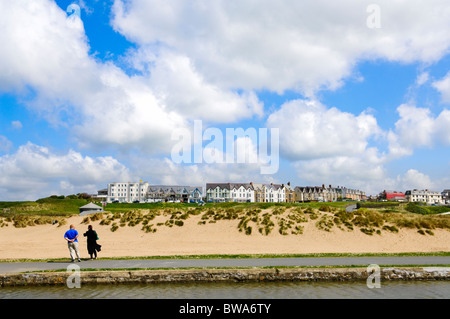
[64,224,81,262]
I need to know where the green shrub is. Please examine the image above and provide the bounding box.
[360,227,375,235]
[291,225,304,235]
[278,218,290,235]
[142,224,157,233]
[318,205,332,212]
[405,203,430,215]
[12,215,53,228]
[352,209,384,228]
[175,220,184,227]
[100,218,111,226]
[334,210,354,230]
[90,213,104,221]
[316,216,334,232]
[382,225,399,233]
[272,207,286,215]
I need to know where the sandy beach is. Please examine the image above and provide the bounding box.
[0,210,449,260]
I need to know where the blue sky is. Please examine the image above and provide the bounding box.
[1,0,450,200]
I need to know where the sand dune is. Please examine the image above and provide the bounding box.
[0,211,448,260]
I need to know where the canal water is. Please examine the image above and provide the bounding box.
[1,280,449,299]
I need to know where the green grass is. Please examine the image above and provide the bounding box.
[2,198,448,217]
[0,198,371,217]
[103,201,354,213]
[0,197,90,217]
[357,202,401,209]
[405,202,450,215]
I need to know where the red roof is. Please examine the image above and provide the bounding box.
[385,192,405,200]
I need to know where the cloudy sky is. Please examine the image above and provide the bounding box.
[1,0,450,201]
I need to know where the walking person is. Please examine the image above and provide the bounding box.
[64,224,81,262]
[83,225,101,260]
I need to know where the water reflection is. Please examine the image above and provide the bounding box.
[1,280,449,299]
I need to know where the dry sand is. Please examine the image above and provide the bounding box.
[0,213,449,260]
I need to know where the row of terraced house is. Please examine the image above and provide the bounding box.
[97,182,449,205]
[101,181,366,203]
[205,183,366,203]
[104,182,203,203]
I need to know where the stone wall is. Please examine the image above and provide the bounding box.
[1,267,449,287]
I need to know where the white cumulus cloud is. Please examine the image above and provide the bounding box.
[0,0,262,156]
[266,99,382,161]
[0,143,131,201]
[112,0,450,96]
[388,104,450,158]
[433,71,450,104]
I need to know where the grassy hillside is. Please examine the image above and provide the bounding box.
[0,197,89,217]
[104,200,353,213]
[2,198,448,216]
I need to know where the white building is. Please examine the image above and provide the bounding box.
[107,182,203,203]
[206,183,255,203]
[405,189,444,205]
[147,185,203,203]
[206,182,289,203]
[107,181,149,203]
[252,183,286,203]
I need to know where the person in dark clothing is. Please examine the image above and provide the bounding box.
[83,225,101,260]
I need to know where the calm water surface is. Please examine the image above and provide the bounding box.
[1,280,449,299]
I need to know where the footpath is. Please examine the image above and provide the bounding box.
[1,256,450,274]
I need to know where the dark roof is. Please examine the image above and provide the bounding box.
[148,186,203,194]
[206,183,253,190]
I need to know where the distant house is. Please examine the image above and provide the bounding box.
[106,181,203,203]
[337,186,366,201]
[147,185,203,202]
[79,203,104,216]
[294,185,366,202]
[107,181,149,203]
[379,190,406,202]
[206,183,254,203]
[206,182,288,203]
[405,189,444,205]
[294,185,334,202]
[442,189,450,204]
[295,186,328,202]
[252,183,286,203]
[285,182,295,203]
[92,189,108,201]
